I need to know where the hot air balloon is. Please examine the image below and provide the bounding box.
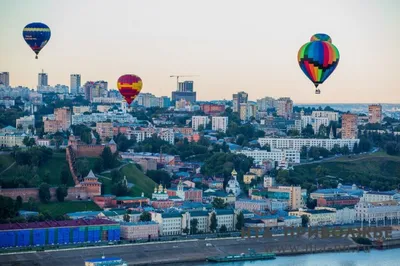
[22,22,51,59]
[298,34,340,94]
[117,74,143,105]
[310,33,332,43]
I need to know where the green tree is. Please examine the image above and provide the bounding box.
[123,213,130,222]
[111,182,129,196]
[42,170,51,183]
[16,196,23,210]
[235,212,245,231]
[111,170,123,184]
[302,124,315,137]
[212,198,227,209]
[23,136,36,147]
[353,142,360,154]
[318,125,327,138]
[75,158,90,177]
[261,144,271,152]
[183,227,189,234]
[219,224,227,233]
[38,183,51,203]
[93,158,104,173]
[197,124,205,132]
[190,219,199,234]
[146,170,171,185]
[300,146,308,159]
[101,146,114,169]
[60,164,70,185]
[26,197,38,211]
[306,199,317,209]
[340,145,350,155]
[56,185,68,202]
[140,211,151,222]
[301,215,309,227]
[210,213,218,233]
[287,129,300,137]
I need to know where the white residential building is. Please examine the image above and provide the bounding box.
[0,133,28,147]
[258,137,359,152]
[152,212,182,236]
[192,116,209,131]
[301,115,329,134]
[361,191,397,203]
[264,177,276,188]
[72,106,90,114]
[212,116,228,133]
[131,128,174,144]
[182,211,209,233]
[212,209,235,231]
[72,112,137,124]
[70,74,81,95]
[92,97,121,104]
[311,111,339,122]
[235,148,300,164]
[16,115,35,131]
[355,200,400,224]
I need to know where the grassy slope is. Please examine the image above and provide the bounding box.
[292,153,400,189]
[101,163,156,198]
[31,201,102,217]
[0,154,15,173]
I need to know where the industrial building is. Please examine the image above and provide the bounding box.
[0,219,120,248]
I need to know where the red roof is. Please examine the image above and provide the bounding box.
[0,219,118,231]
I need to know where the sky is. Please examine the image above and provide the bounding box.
[0,0,399,103]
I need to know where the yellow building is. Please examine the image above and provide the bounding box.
[243,172,257,185]
[289,209,336,226]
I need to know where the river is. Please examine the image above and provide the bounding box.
[192,248,400,266]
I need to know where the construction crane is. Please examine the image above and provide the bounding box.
[169,75,199,90]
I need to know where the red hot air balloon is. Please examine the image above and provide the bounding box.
[117,74,143,105]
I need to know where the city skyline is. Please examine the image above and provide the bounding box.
[0,0,399,103]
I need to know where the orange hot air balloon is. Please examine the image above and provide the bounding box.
[117,74,143,105]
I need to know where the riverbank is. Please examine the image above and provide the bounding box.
[0,235,363,266]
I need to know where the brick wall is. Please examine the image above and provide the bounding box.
[0,186,90,202]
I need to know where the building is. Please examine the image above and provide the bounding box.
[236,148,300,164]
[44,107,72,133]
[355,200,400,224]
[85,257,127,266]
[201,104,225,115]
[70,74,81,95]
[73,106,91,114]
[0,219,120,248]
[239,102,257,121]
[243,172,257,184]
[361,191,397,202]
[152,212,182,236]
[275,97,293,119]
[310,188,348,200]
[256,97,275,111]
[131,127,174,145]
[152,184,169,200]
[258,137,359,152]
[0,132,27,147]
[192,116,209,131]
[36,139,51,147]
[96,122,113,140]
[84,81,108,102]
[120,221,159,240]
[317,196,360,207]
[178,81,194,92]
[341,114,358,139]
[289,209,336,226]
[72,112,136,125]
[249,166,267,177]
[283,216,302,227]
[235,199,269,212]
[212,209,235,231]
[182,211,209,233]
[266,186,306,210]
[300,112,329,135]
[212,116,228,133]
[0,72,9,87]
[38,72,48,88]
[68,133,117,158]
[174,179,202,202]
[171,91,196,103]
[264,177,275,188]
[368,104,382,124]
[232,91,248,113]
[16,115,35,131]
[311,111,339,122]
[266,199,288,211]
[315,207,356,224]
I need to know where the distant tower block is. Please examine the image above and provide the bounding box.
[121,100,128,113]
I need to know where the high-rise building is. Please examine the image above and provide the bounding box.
[0,72,10,87]
[232,91,248,112]
[368,104,382,124]
[38,72,48,88]
[341,113,358,139]
[239,102,257,121]
[70,74,81,95]
[84,81,108,102]
[256,97,276,111]
[212,116,228,133]
[275,97,293,119]
[192,116,209,131]
[55,107,72,130]
[172,81,196,103]
[178,81,194,92]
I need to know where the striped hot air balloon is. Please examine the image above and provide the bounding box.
[298,33,340,94]
[22,22,51,59]
[117,74,143,105]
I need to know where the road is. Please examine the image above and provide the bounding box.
[0,161,15,175]
[0,235,355,266]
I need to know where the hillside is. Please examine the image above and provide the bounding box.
[290,153,400,191]
[99,163,156,197]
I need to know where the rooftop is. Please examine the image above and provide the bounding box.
[120,221,158,226]
[161,212,182,218]
[304,209,336,214]
[366,191,396,196]
[189,211,209,217]
[214,209,234,215]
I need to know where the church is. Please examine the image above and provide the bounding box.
[226,169,241,197]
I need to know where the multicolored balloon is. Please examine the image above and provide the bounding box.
[117,74,143,105]
[310,33,332,43]
[22,22,51,59]
[298,33,340,94]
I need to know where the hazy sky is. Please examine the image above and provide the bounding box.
[0,0,399,103]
